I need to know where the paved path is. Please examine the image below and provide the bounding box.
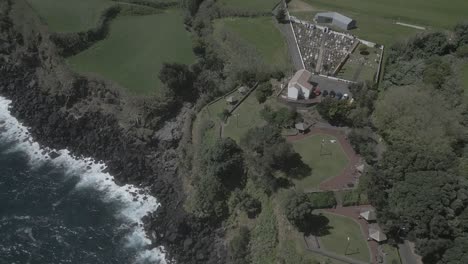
[275,19,304,70]
[287,127,362,191]
[398,240,422,264]
[325,206,379,264]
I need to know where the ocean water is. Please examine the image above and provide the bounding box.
[0,97,167,264]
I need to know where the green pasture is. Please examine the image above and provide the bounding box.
[214,17,292,69]
[290,0,468,46]
[383,244,401,264]
[319,212,371,262]
[337,44,381,82]
[217,0,279,13]
[27,0,113,32]
[224,92,282,143]
[67,10,195,95]
[291,134,349,191]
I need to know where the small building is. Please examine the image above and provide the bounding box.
[369,228,387,242]
[238,86,248,94]
[226,96,237,104]
[356,164,365,173]
[314,12,356,30]
[360,209,377,222]
[295,122,307,133]
[288,69,314,100]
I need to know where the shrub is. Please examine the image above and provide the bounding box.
[307,191,336,209]
[255,82,273,103]
[228,226,251,264]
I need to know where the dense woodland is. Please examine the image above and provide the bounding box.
[167,0,468,262]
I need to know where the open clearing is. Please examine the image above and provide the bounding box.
[320,212,371,262]
[383,244,401,264]
[214,17,292,69]
[217,0,278,13]
[291,134,349,191]
[67,10,195,95]
[27,0,113,32]
[289,0,468,46]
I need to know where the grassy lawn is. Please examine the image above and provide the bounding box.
[27,0,113,33]
[291,134,349,191]
[337,44,381,82]
[383,244,401,264]
[196,98,228,145]
[224,92,281,143]
[461,63,468,96]
[217,0,279,13]
[320,212,370,262]
[213,17,292,69]
[289,0,468,47]
[67,10,195,95]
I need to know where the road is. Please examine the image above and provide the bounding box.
[275,20,304,71]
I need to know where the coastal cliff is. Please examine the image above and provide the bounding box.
[0,0,224,263]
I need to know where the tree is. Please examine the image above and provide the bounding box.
[317,98,353,126]
[260,106,297,128]
[255,82,273,103]
[454,21,468,47]
[348,127,377,162]
[276,6,287,23]
[284,192,315,232]
[159,63,196,100]
[422,57,451,89]
[456,44,468,58]
[202,138,245,189]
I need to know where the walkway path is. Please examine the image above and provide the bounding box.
[287,127,362,191]
[325,206,379,264]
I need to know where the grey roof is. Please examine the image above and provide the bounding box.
[315,12,353,24]
[360,210,377,221]
[369,228,387,242]
[238,86,248,93]
[226,96,236,103]
[295,123,306,130]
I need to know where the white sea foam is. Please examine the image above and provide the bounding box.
[0,96,167,264]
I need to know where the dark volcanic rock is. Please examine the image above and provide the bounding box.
[0,1,224,263]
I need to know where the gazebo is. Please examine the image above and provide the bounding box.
[238,86,248,94]
[360,209,377,222]
[356,164,365,173]
[295,122,307,133]
[369,228,387,242]
[226,96,237,104]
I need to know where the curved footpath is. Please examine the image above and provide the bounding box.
[0,0,222,263]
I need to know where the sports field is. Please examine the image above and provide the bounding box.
[289,0,468,46]
[27,0,113,32]
[214,17,292,69]
[319,212,370,262]
[67,10,195,95]
[291,134,349,191]
[217,0,278,13]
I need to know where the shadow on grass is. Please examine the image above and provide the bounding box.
[281,153,312,179]
[300,214,332,237]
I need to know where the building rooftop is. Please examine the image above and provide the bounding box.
[289,69,314,90]
[315,12,354,25]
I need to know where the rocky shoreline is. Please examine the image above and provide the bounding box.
[0,0,223,263]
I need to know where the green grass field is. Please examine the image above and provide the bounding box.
[27,0,113,32]
[320,212,371,262]
[291,134,349,191]
[383,244,401,264]
[217,0,278,13]
[290,0,468,46]
[67,10,195,95]
[214,17,292,69]
[337,45,381,82]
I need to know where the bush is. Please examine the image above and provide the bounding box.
[255,82,273,103]
[456,44,468,58]
[307,191,336,209]
[228,226,251,264]
[228,189,262,218]
[250,201,277,263]
[342,190,369,207]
